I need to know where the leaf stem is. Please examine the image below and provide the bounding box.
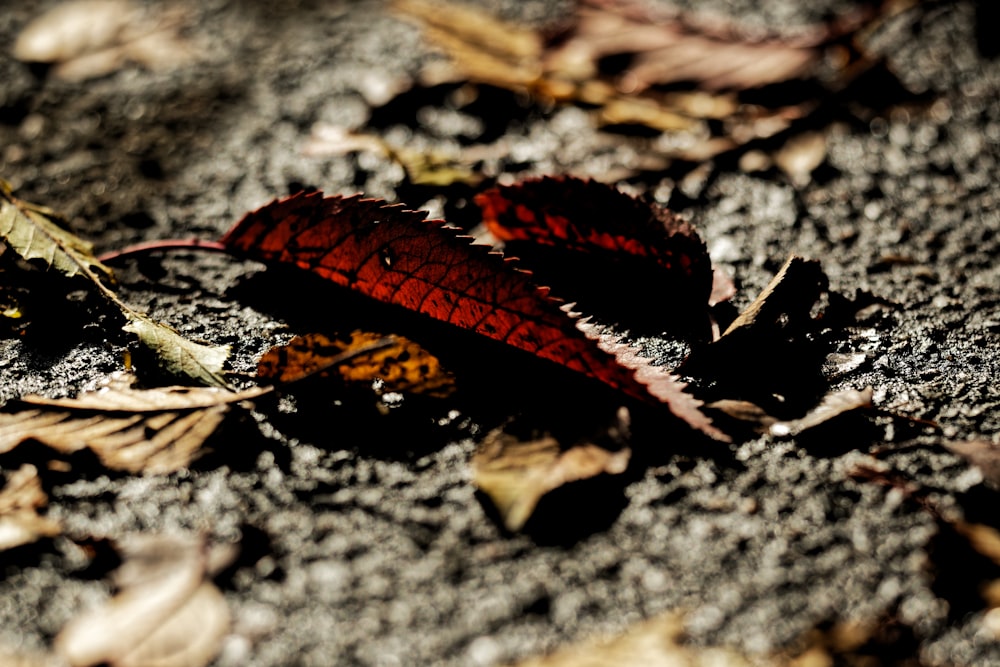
[97,239,231,263]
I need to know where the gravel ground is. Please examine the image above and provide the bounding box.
[1,0,999,665]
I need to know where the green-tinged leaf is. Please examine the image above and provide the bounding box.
[0,182,232,387]
[123,314,230,389]
[0,182,114,283]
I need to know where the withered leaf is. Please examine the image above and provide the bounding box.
[0,183,230,388]
[0,380,265,473]
[942,440,1000,490]
[13,0,195,82]
[222,191,724,439]
[0,464,61,552]
[511,606,900,667]
[0,180,115,284]
[55,534,234,667]
[473,409,631,532]
[258,331,455,398]
[509,611,754,667]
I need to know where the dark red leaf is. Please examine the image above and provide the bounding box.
[475,176,715,336]
[221,191,724,440]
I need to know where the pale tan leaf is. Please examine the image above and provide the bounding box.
[13,0,137,63]
[55,534,234,667]
[0,464,61,551]
[13,0,195,82]
[473,410,631,531]
[773,131,828,186]
[22,382,267,412]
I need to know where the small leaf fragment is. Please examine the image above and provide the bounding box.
[258,331,455,398]
[942,440,1000,490]
[472,408,631,531]
[123,314,230,389]
[769,387,873,437]
[0,464,61,552]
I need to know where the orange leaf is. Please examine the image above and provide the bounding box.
[258,331,455,398]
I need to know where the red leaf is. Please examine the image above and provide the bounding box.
[221,191,724,440]
[475,176,715,337]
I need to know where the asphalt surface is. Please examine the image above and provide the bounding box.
[1,1,999,665]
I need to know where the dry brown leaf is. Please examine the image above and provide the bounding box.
[13,0,196,82]
[544,7,819,93]
[472,408,631,531]
[257,331,456,399]
[0,380,266,473]
[0,464,60,551]
[55,534,234,667]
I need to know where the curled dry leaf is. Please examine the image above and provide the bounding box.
[222,191,724,439]
[473,408,631,531]
[0,183,230,387]
[510,611,754,667]
[0,464,61,552]
[0,380,265,473]
[55,533,234,667]
[258,331,455,398]
[721,255,828,337]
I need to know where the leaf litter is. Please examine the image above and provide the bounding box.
[220,188,726,439]
[391,0,896,170]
